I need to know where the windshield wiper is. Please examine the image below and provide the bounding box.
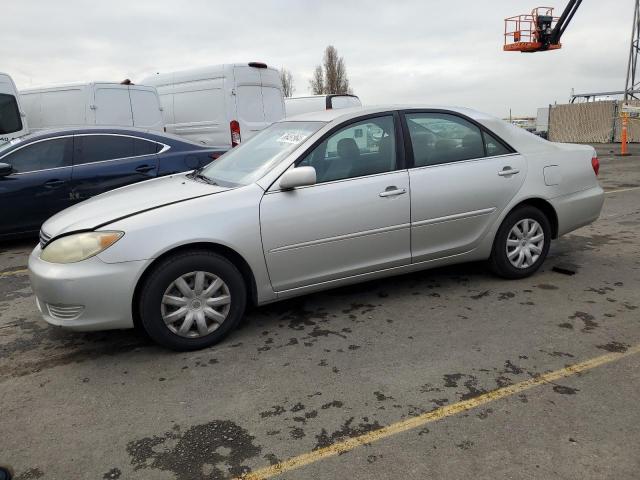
[195,172,218,185]
[188,170,218,185]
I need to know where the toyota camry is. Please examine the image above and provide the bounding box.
[29,106,604,350]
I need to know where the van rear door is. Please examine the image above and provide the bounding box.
[129,86,164,131]
[93,84,134,126]
[259,67,285,123]
[232,65,285,143]
[233,66,265,142]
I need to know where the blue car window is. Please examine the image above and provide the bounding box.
[133,138,159,156]
[7,137,72,173]
[75,135,135,165]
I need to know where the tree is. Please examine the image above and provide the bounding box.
[323,45,350,95]
[309,45,351,95]
[280,67,295,98]
[309,65,324,95]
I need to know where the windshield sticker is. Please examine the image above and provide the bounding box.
[277,131,309,144]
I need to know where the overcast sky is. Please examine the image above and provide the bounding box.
[2,0,633,117]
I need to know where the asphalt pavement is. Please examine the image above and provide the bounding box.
[1,143,639,480]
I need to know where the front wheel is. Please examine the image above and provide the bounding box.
[138,250,247,351]
[489,205,551,279]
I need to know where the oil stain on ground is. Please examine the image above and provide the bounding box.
[314,416,382,450]
[126,420,262,480]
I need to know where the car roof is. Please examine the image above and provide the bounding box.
[283,105,496,123]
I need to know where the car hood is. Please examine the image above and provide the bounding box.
[42,173,230,238]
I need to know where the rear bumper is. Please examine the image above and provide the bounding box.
[551,185,605,236]
[28,245,145,331]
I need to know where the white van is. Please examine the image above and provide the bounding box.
[0,73,28,144]
[140,63,285,147]
[285,94,362,118]
[20,82,164,132]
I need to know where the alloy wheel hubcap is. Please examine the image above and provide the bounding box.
[506,218,545,269]
[161,271,231,338]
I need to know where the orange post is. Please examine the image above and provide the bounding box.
[620,113,630,157]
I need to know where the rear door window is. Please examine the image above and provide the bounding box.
[6,137,73,173]
[405,113,485,167]
[74,135,135,165]
[0,94,23,134]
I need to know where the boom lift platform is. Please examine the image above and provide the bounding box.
[504,1,582,52]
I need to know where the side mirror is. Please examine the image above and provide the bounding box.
[0,163,13,177]
[279,166,316,190]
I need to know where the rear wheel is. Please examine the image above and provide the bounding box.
[139,250,246,351]
[489,205,551,279]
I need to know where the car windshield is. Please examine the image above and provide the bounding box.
[198,121,324,186]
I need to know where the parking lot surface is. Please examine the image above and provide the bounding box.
[1,144,640,480]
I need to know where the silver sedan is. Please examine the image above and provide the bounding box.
[29,106,604,350]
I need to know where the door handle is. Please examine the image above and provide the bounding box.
[498,167,520,176]
[44,179,66,188]
[379,187,407,197]
[135,164,155,174]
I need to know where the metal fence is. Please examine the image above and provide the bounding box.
[548,100,640,143]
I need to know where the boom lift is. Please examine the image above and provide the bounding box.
[504,0,582,52]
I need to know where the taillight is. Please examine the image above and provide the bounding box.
[230,120,241,147]
[591,156,600,176]
[209,152,222,160]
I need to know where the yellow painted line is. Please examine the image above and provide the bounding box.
[0,268,28,278]
[238,344,640,480]
[605,186,640,194]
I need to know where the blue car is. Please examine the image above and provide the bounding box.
[0,127,227,239]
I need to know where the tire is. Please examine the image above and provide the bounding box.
[489,205,551,279]
[138,250,247,351]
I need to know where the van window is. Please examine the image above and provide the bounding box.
[95,88,133,126]
[75,135,135,165]
[0,94,22,134]
[7,137,73,173]
[131,90,161,128]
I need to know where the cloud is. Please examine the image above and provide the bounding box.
[2,0,634,117]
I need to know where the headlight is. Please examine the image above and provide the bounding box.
[40,231,124,264]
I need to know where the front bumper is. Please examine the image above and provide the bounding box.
[28,245,147,331]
